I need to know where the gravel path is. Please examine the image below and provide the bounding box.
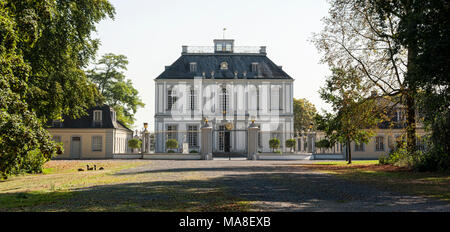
[111,160,450,212]
[23,160,450,212]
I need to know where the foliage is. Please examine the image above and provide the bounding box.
[0,2,58,179]
[293,98,317,135]
[19,0,115,122]
[312,0,418,155]
[372,0,450,171]
[315,139,332,149]
[87,53,145,128]
[127,138,142,149]
[0,0,115,179]
[166,139,178,151]
[317,67,384,163]
[189,150,198,153]
[269,138,280,152]
[285,139,296,152]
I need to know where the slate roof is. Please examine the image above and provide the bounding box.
[47,105,132,131]
[156,54,292,80]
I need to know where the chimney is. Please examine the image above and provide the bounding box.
[182,45,188,54]
[259,46,266,54]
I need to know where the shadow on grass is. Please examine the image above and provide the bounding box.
[1,165,449,212]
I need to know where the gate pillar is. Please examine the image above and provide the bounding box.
[201,121,213,160]
[247,121,260,160]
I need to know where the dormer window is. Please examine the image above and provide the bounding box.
[252,63,259,72]
[190,62,197,72]
[93,110,102,127]
[220,62,228,70]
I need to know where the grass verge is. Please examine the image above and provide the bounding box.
[301,161,450,201]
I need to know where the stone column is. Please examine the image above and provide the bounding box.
[201,124,213,160]
[307,133,313,153]
[247,122,259,160]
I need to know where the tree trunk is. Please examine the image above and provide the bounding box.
[406,92,417,154]
[347,140,352,164]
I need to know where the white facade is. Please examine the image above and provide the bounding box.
[154,78,294,154]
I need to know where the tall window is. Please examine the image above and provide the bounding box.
[167,125,177,140]
[93,110,102,127]
[355,142,364,152]
[219,87,229,114]
[189,88,198,110]
[167,89,177,110]
[92,136,102,152]
[375,136,385,151]
[256,87,260,110]
[257,125,262,148]
[187,125,198,148]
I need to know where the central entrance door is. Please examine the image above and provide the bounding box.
[224,130,231,152]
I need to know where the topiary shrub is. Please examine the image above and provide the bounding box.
[166,139,178,152]
[285,139,296,152]
[128,138,142,150]
[269,138,280,152]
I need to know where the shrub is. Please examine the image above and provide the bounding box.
[128,138,142,149]
[167,150,175,153]
[166,139,178,152]
[275,150,282,154]
[189,150,198,153]
[269,138,280,152]
[285,139,296,152]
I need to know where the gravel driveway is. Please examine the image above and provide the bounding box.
[25,160,450,212]
[110,160,449,212]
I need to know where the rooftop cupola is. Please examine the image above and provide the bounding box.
[214,39,234,53]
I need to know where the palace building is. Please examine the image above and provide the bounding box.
[154,39,294,155]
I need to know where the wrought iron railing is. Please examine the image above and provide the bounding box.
[182,46,266,54]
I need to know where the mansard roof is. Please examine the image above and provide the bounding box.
[156,54,292,80]
[47,105,132,131]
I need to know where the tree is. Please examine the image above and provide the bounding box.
[18,0,115,122]
[285,139,296,152]
[88,53,145,128]
[293,98,317,136]
[318,67,384,164]
[0,0,115,178]
[269,138,281,153]
[373,0,450,171]
[0,1,58,178]
[315,139,332,153]
[312,0,419,156]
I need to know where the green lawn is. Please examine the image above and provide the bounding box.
[0,160,251,212]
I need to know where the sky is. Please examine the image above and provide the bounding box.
[93,0,332,132]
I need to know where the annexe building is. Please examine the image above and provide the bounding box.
[48,105,133,159]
